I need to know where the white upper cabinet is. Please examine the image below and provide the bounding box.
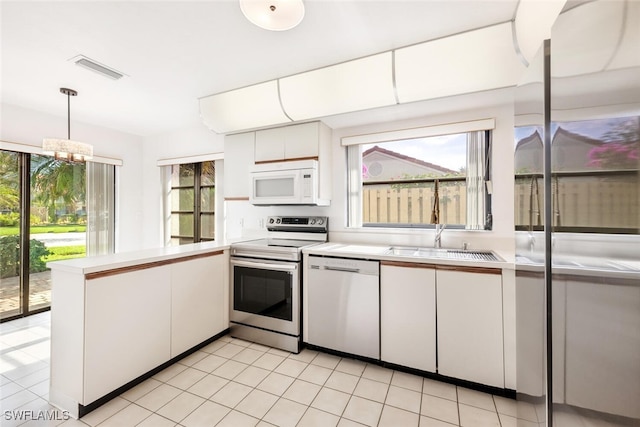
[224,132,255,199]
[255,121,326,163]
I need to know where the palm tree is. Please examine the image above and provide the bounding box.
[30,155,85,223]
[0,151,20,212]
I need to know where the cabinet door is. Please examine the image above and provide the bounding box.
[381,263,436,372]
[437,268,504,388]
[84,267,171,403]
[565,279,640,418]
[171,252,228,357]
[255,127,286,162]
[224,132,255,198]
[284,122,319,160]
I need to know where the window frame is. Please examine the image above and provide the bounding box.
[346,125,493,231]
[169,161,216,244]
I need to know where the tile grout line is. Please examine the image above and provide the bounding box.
[2,324,508,427]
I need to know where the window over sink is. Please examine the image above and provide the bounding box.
[345,119,494,230]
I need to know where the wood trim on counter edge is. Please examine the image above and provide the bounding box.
[254,156,319,165]
[435,264,502,275]
[224,197,250,201]
[381,260,501,275]
[381,260,436,269]
[85,250,225,280]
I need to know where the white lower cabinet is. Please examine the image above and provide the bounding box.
[52,250,229,413]
[380,262,436,372]
[565,278,640,419]
[84,267,172,403]
[171,252,228,357]
[436,267,504,388]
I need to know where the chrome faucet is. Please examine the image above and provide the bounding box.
[528,231,536,252]
[434,223,446,248]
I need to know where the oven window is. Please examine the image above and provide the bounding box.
[234,267,293,321]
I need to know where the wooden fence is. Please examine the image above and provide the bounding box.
[364,173,638,230]
[515,174,638,229]
[363,183,466,225]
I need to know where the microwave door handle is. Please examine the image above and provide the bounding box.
[232,259,297,272]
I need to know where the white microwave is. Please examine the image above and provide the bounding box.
[250,160,329,206]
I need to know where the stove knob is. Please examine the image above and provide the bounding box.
[317,218,324,225]
[310,218,316,225]
[269,218,275,224]
[276,218,281,224]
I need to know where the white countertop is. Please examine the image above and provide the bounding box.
[303,242,639,280]
[303,242,510,270]
[47,240,231,275]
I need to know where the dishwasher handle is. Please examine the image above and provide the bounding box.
[323,266,361,273]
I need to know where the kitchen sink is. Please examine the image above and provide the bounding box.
[386,247,501,262]
[386,247,421,256]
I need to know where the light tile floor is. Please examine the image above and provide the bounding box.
[1,312,547,427]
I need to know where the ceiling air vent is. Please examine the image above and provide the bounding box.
[71,55,125,80]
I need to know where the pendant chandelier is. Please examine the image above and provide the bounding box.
[42,88,93,162]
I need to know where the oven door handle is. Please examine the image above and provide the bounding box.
[231,259,298,272]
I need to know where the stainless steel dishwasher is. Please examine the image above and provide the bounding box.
[306,255,380,359]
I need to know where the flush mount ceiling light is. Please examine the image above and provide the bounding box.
[42,88,93,162]
[239,0,305,31]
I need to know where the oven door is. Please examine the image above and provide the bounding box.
[230,257,300,336]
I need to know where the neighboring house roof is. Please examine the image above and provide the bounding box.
[515,130,543,152]
[362,145,457,175]
[552,127,601,147]
[515,126,633,172]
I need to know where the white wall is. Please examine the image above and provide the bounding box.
[141,123,224,248]
[0,103,145,252]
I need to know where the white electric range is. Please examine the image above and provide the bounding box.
[229,216,328,353]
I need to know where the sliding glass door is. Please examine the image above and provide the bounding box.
[0,150,114,321]
[0,151,22,319]
[28,154,87,313]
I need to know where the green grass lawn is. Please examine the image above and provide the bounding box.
[44,245,86,262]
[0,224,87,236]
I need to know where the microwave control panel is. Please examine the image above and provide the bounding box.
[302,173,312,198]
